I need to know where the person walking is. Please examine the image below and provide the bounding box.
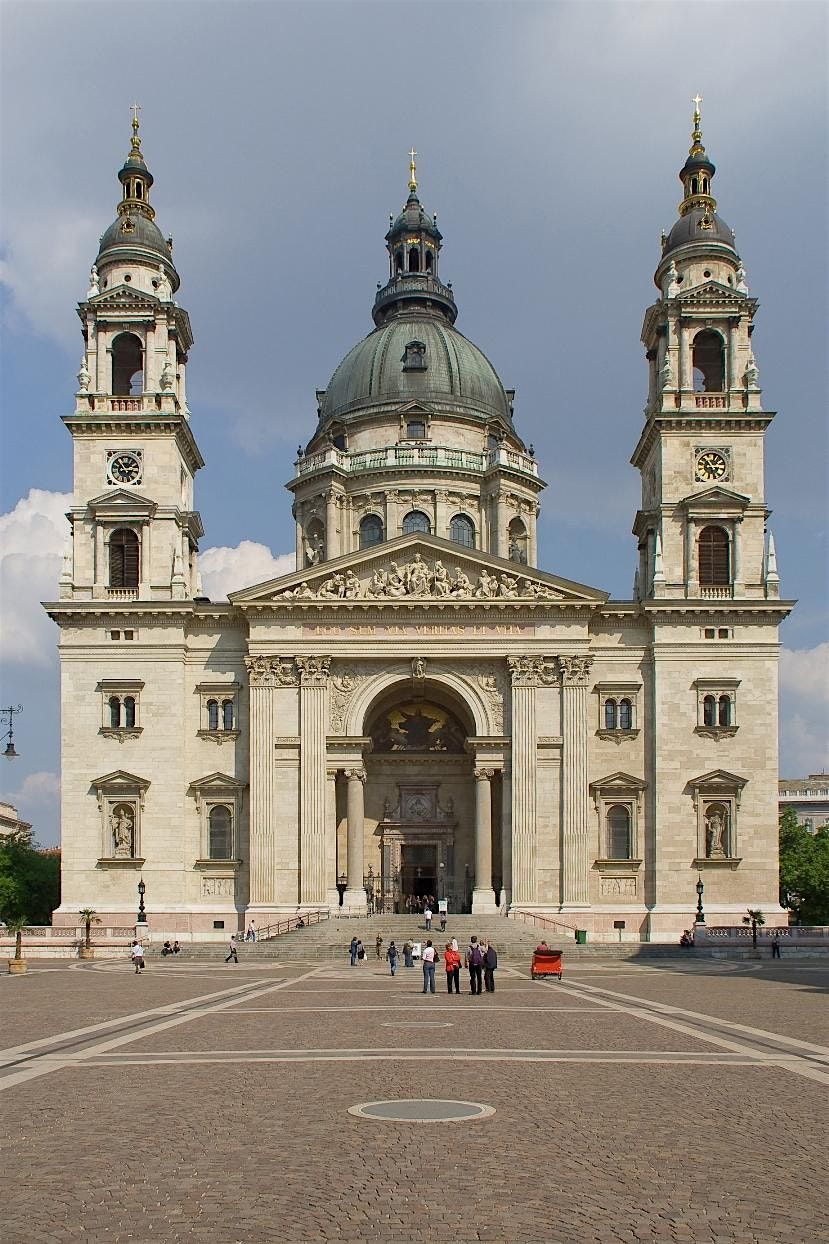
[444,941,461,994]
[356,939,366,963]
[483,941,498,992]
[439,908,447,933]
[131,939,145,974]
[386,940,399,976]
[225,934,238,964]
[402,940,414,968]
[466,936,484,994]
[421,940,437,993]
[423,905,433,931]
[349,936,359,966]
[375,933,384,960]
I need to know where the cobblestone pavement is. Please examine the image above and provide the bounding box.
[1,959,827,1243]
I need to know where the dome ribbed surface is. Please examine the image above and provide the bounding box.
[320,315,511,423]
[97,214,173,264]
[663,207,735,257]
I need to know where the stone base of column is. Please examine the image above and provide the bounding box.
[471,888,498,914]
[325,888,341,911]
[342,889,368,915]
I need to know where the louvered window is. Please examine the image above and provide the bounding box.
[698,526,729,585]
[109,528,139,588]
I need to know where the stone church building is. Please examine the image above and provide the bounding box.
[49,107,791,940]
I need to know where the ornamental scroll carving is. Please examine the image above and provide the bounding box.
[557,655,594,686]
[455,663,506,733]
[329,666,372,733]
[244,656,298,687]
[507,656,558,687]
[273,553,564,602]
[296,655,332,686]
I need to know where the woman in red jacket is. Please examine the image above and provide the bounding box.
[444,941,461,994]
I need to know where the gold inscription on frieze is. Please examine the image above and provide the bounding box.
[303,623,534,638]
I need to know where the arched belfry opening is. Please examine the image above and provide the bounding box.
[339,680,500,914]
[112,332,144,396]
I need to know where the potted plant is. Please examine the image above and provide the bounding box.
[742,908,765,951]
[7,917,28,975]
[78,907,101,959]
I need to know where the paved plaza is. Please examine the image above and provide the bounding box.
[1,954,827,1243]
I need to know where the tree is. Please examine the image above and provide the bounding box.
[742,907,765,947]
[0,831,60,924]
[5,916,28,962]
[779,810,829,924]
[79,908,100,949]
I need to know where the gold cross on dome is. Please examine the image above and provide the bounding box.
[131,102,141,129]
[692,94,702,114]
[408,147,418,191]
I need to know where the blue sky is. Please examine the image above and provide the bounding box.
[1,0,827,846]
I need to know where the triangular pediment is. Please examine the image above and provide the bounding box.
[230,534,607,608]
[188,772,247,793]
[87,489,157,518]
[687,769,748,792]
[590,772,647,794]
[393,400,436,417]
[91,770,151,792]
[676,280,747,306]
[87,285,160,313]
[679,484,750,512]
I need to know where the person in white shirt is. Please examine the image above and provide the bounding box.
[421,940,437,993]
[423,906,433,931]
[131,941,145,974]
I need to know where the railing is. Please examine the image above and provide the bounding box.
[508,909,580,937]
[255,909,330,941]
[295,443,538,480]
[106,588,139,600]
[700,586,732,599]
[0,925,134,942]
[694,394,728,409]
[373,274,456,308]
[696,925,828,943]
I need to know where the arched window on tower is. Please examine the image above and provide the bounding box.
[607,805,632,860]
[692,329,725,392]
[109,696,121,729]
[208,805,232,860]
[123,697,136,729]
[619,699,633,730]
[449,514,475,548]
[395,249,404,275]
[360,514,384,548]
[222,700,235,731]
[112,332,144,396]
[698,526,730,586]
[703,695,717,728]
[402,510,431,535]
[718,695,731,727]
[425,250,434,273]
[408,247,420,273]
[109,528,139,589]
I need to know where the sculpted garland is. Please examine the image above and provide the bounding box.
[274,553,563,602]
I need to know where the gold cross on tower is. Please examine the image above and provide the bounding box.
[131,101,141,129]
[408,147,418,193]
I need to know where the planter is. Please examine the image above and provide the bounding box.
[79,946,95,960]
[8,958,28,975]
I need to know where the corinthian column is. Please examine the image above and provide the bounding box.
[297,656,331,906]
[559,655,593,907]
[245,656,297,907]
[344,768,367,913]
[508,656,551,906]
[472,768,497,913]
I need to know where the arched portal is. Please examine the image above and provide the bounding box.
[339,678,502,914]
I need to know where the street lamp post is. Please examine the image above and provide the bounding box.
[137,878,147,925]
[1,704,23,759]
[695,875,705,925]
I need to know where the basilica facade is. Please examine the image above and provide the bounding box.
[49,108,791,940]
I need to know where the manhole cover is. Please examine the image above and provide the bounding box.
[348,1099,494,1122]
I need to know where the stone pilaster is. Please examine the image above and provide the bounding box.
[297,656,331,906]
[558,655,593,907]
[325,767,340,909]
[245,656,298,906]
[344,767,367,912]
[508,656,556,906]
[472,767,497,913]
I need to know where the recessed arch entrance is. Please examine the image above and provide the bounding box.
[337,676,503,915]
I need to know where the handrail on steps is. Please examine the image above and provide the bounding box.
[255,910,329,942]
[508,908,579,936]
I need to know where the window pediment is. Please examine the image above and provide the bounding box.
[88,490,157,521]
[590,772,647,795]
[91,769,150,795]
[679,486,750,517]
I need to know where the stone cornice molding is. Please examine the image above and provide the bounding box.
[557,655,594,687]
[296,655,332,686]
[244,655,299,687]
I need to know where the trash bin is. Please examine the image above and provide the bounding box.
[575,929,588,945]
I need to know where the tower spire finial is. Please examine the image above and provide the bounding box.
[130,102,142,155]
[408,147,418,194]
[690,94,704,155]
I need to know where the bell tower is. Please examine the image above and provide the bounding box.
[631,99,779,603]
[61,110,204,603]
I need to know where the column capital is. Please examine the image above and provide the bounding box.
[296,655,332,686]
[474,767,496,782]
[557,655,594,687]
[244,655,298,687]
[507,655,557,687]
[345,768,366,784]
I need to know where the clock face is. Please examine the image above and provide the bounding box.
[109,452,141,484]
[696,450,727,482]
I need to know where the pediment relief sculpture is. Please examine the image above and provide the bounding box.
[273,553,564,603]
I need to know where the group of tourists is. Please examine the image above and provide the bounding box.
[372,934,498,993]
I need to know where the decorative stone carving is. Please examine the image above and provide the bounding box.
[664,260,680,299]
[600,876,636,896]
[744,354,759,388]
[274,555,563,602]
[86,265,99,299]
[111,803,135,857]
[159,358,175,391]
[557,655,593,686]
[507,656,557,687]
[156,265,172,301]
[77,355,91,392]
[202,876,234,898]
[411,656,427,680]
[296,655,331,686]
[704,805,729,857]
[244,655,299,687]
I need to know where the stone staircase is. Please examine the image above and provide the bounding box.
[149,916,691,962]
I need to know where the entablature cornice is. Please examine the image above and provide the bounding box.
[630,413,775,469]
[62,412,205,473]
[641,600,795,620]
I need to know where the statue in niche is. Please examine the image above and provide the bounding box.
[111,804,135,857]
[155,264,172,301]
[508,538,527,565]
[305,532,324,567]
[704,807,728,857]
[411,656,426,679]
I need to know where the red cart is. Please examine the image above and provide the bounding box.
[531,949,563,980]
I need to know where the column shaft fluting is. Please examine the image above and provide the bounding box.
[472,769,496,912]
[248,680,278,905]
[560,658,592,906]
[299,662,329,905]
[510,680,537,906]
[345,769,366,905]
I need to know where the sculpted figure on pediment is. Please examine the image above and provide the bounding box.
[366,569,389,598]
[433,561,450,596]
[343,570,361,599]
[451,568,472,596]
[386,562,407,597]
[406,553,430,596]
[475,569,497,598]
[499,573,519,597]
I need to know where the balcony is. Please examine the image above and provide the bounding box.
[699,585,732,599]
[294,444,539,481]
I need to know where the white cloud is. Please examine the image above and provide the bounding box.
[0,489,71,665]
[199,540,294,600]
[779,645,829,776]
[0,771,61,846]
[0,210,99,349]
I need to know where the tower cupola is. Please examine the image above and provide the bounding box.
[373,150,457,325]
